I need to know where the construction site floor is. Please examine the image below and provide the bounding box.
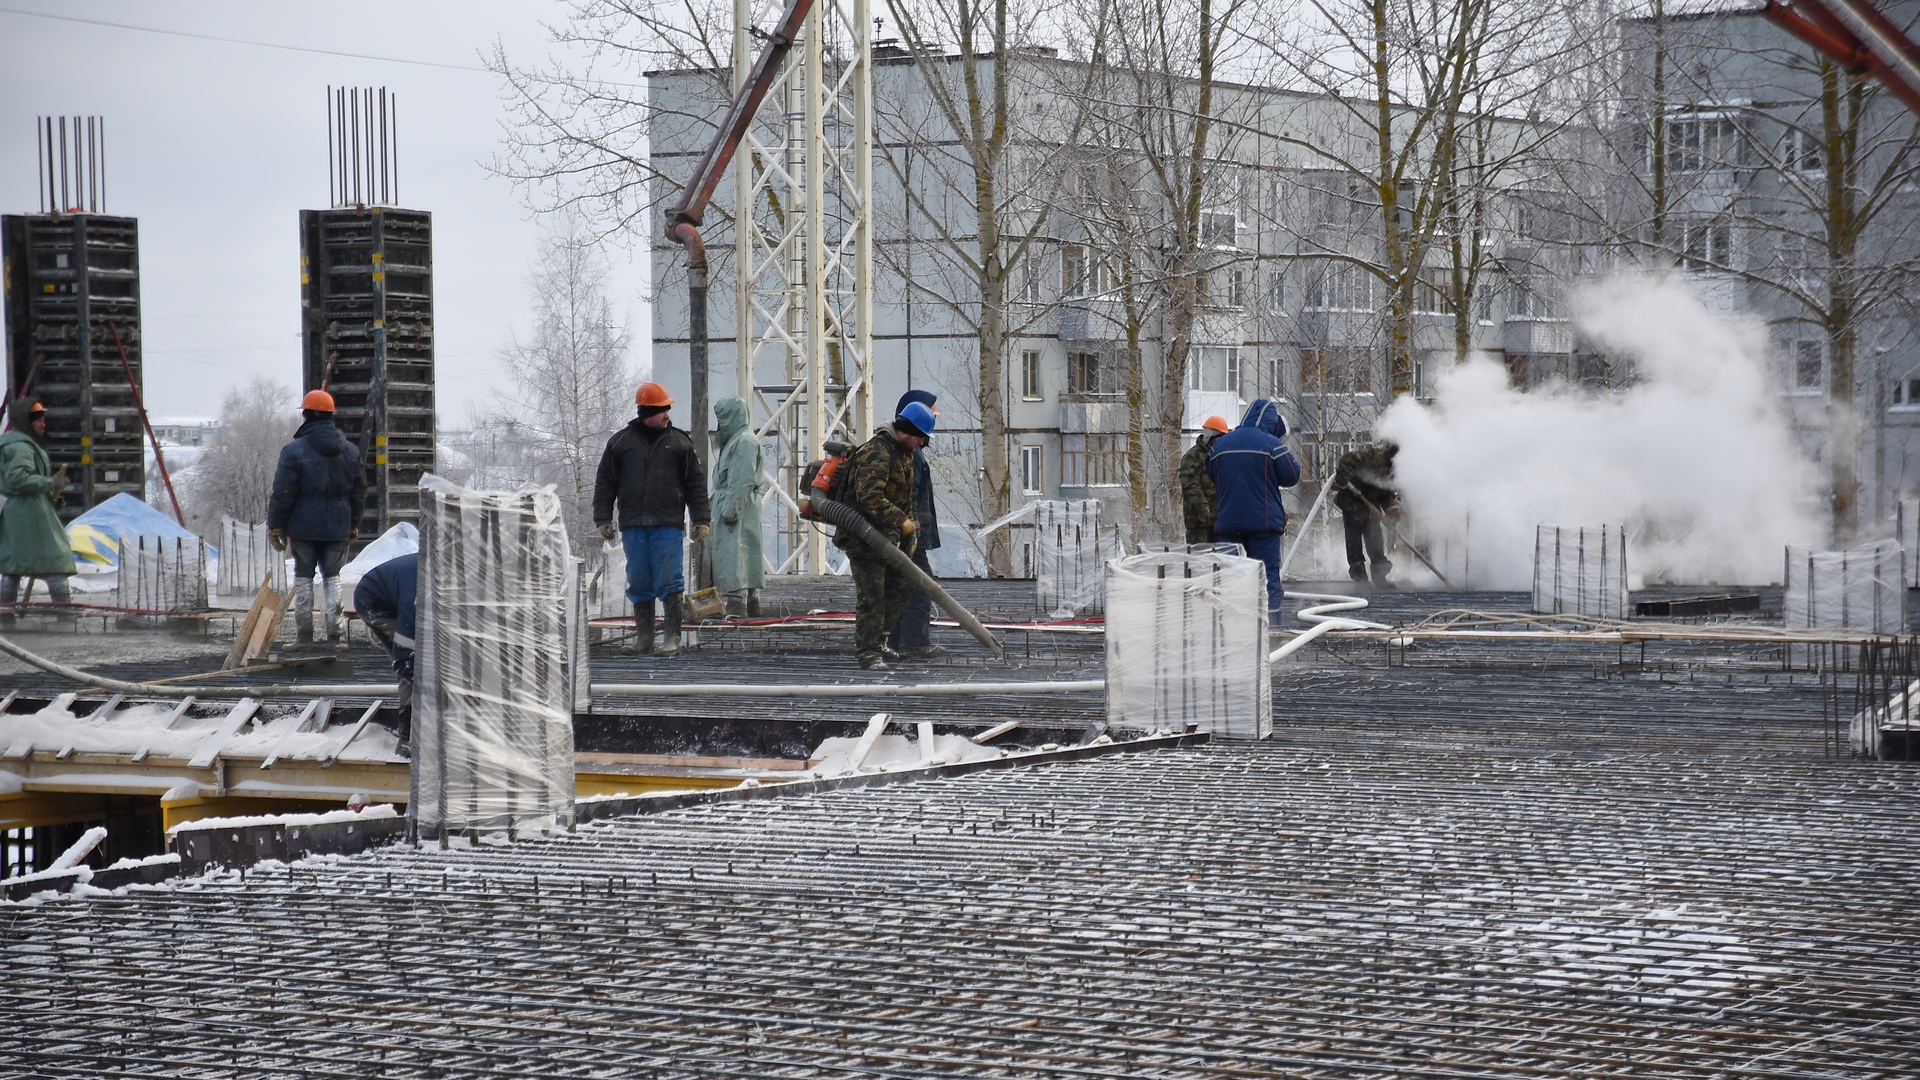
[5,582,1918,1076]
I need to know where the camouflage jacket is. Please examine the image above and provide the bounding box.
[1178,433,1219,533]
[834,426,915,554]
[1332,443,1398,515]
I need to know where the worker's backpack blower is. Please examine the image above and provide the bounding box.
[797,441,853,520]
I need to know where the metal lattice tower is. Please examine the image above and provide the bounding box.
[733,0,872,574]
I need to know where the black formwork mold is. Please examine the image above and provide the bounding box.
[0,212,145,518]
[299,206,434,539]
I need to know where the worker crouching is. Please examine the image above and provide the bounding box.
[0,399,75,608]
[593,382,710,656]
[841,403,935,670]
[267,390,366,649]
[354,552,417,757]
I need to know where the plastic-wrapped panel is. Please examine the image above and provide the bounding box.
[1035,500,1117,616]
[411,475,576,839]
[1784,540,1906,634]
[118,535,207,612]
[1532,525,1628,619]
[216,519,288,596]
[1106,551,1271,739]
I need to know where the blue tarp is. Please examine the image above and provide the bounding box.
[68,494,212,565]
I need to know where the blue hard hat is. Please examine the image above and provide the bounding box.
[898,401,937,437]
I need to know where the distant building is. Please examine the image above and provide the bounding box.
[148,418,219,447]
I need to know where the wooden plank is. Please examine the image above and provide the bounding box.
[0,691,20,715]
[320,701,383,768]
[975,720,1021,743]
[131,696,195,764]
[573,751,807,772]
[84,693,126,722]
[187,698,260,769]
[259,698,331,770]
[224,576,285,671]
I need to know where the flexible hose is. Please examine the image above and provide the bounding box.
[812,498,1005,656]
[0,630,397,698]
[1270,590,1391,662]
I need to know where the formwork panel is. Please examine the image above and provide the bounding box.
[1,213,145,519]
[299,206,435,539]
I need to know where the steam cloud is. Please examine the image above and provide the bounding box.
[1378,273,1825,589]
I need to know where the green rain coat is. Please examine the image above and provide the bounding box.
[0,429,76,576]
[708,396,764,591]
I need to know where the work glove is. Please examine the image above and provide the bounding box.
[349,528,360,543]
[597,522,618,543]
[268,529,288,552]
[691,523,710,542]
[902,532,918,557]
[900,518,917,537]
[51,491,64,510]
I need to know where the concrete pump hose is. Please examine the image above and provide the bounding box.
[813,498,1005,656]
[0,630,398,699]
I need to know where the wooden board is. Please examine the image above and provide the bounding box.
[224,575,287,672]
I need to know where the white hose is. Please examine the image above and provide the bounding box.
[1270,590,1391,662]
[588,679,1104,698]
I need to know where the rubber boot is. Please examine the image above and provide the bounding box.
[745,589,761,618]
[1371,559,1395,588]
[0,575,17,627]
[658,593,684,655]
[625,602,655,656]
[324,577,347,650]
[724,590,748,618]
[294,579,315,647]
[1347,562,1369,583]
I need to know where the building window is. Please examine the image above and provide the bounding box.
[1227,267,1246,309]
[1068,351,1105,395]
[1062,433,1128,487]
[1509,281,1553,319]
[1021,349,1043,400]
[1414,267,1449,315]
[1893,376,1920,407]
[1414,359,1430,400]
[1200,208,1240,249]
[1063,246,1089,298]
[1268,269,1286,311]
[1301,347,1375,395]
[1188,346,1242,393]
[1681,219,1732,271]
[1019,259,1041,303]
[1021,445,1044,494]
[1795,341,1823,390]
[1304,262,1373,311]
[1665,114,1744,174]
[1789,128,1824,175]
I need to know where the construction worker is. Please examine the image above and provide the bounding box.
[888,390,943,658]
[840,402,936,670]
[353,552,416,757]
[593,381,710,656]
[708,395,763,618]
[1332,440,1401,585]
[1180,415,1231,544]
[0,399,74,607]
[1206,398,1301,623]
[267,390,366,650]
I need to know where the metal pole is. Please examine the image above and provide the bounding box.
[104,321,183,526]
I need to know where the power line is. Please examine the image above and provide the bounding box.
[0,6,494,73]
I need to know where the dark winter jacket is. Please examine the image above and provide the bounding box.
[1207,399,1301,536]
[267,419,367,542]
[1332,444,1399,517]
[592,419,711,530]
[834,426,915,558]
[910,448,941,550]
[1178,431,1222,538]
[354,553,417,648]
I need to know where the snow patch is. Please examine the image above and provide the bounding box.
[166,804,398,836]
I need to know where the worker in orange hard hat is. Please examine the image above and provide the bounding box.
[267,387,366,649]
[592,380,710,656]
[1179,416,1232,545]
[0,398,76,609]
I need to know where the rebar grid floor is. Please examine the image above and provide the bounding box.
[7,709,1920,1077]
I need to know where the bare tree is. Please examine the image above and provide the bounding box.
[179,377,298,537]
[489,218,639,554]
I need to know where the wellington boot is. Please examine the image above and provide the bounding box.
[745,590,762,618]
[658,593,684,655]
[625,602,655,656]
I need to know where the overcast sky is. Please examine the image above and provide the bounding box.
[0,1,652,423]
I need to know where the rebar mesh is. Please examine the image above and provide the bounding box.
[116,534,207,612]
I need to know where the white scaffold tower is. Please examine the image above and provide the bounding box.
[733,0,873,575]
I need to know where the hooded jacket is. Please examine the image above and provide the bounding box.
[267,418,367,542]
[708,396,764,591]
[1206,398,1301,535]
[592,416,712,530]
[0,427,76,576]
[353,552,418,648]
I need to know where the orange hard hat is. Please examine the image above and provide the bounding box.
[635,382,674,407]
[1202,415,1231,434]
[302,389,336,412]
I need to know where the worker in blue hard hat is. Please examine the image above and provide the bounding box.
[837,400,935,670]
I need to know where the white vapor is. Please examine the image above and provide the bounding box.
[1378,273,1825,589]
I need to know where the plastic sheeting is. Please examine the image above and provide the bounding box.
[1532,525,1629,619]
[1138,540,1247,558]
[69,493,204,555]
[1785,539,1907,634]
[1106,550,1272,739]
[216,519,288,596]
[340,523,420,586]
[118,535,208,612]
[1035,500,1119,617]
[411,475,578,839]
